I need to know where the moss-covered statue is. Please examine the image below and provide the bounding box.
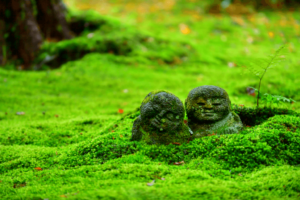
[131,91,193,145]
[185,85,243,137]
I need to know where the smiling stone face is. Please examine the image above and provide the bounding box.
[186,86,231,123]
[131,91,193,145]
[185,85,243,137]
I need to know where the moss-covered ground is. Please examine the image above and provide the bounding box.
[1,0,300,199]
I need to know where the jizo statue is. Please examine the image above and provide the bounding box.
[131,86,243,145]
[131,91,192,145]
[185,85,243,137]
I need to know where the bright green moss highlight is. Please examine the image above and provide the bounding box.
[0,110,300,199]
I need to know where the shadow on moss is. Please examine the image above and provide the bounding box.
[232,105,299,126]
[34,10,194,70]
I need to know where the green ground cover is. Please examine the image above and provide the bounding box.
[1,0,300,199]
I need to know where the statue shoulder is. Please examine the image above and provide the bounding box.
[230,111,244,131]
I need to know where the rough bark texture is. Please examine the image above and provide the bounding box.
[0,19,5,65]
[0,0,73,69]
[36,0,73,40]
[0,1,6,65]
[10,0,43,68]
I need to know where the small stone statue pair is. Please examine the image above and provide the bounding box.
[131,85,243,145]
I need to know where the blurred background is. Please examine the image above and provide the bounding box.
[0,0,299,123]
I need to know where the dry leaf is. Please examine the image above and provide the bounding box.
[13,183,26,188]
[173,161,185,165]
[179,23,191,34]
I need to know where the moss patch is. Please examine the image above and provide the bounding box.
[34,10,194,69]
[1,2,300,199]
[0,109,299,199]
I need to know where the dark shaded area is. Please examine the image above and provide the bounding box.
[241,0,300,10]
[68,13,108,35]
[36,0,72,40]
[232,105,299,126]
[38,37,133,70]
[36,21,192,70]
[0,0,72,69]
[207,0,300,15]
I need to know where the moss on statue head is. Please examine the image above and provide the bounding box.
[140,91,185,132]
[132,91,193,145]
[141,90,175,106]
[185,85,243,137]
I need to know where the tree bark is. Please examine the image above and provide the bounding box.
[36,0,73,40]
[0,19,6,66]
[0,1,6,66]
[0,0,73,69]
[11,0,43,68]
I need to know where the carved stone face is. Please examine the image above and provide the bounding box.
[140,91,184,132]
[186,86,231,123]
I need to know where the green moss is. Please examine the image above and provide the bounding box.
[141,90,172,105]
[1,110,299,199]
[233,105,300,126]
[34,11,194,69]
[1,3,300,199]
[140,122,192,145]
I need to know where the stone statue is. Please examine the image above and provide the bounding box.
[185,85,243,137]
[131,91,193,145]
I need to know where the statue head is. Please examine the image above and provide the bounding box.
[185,85,231,123]
[140,91,184,133]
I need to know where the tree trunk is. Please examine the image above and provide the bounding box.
[11,0,43,69]
[0,0,73,69]
[0,20,6,65]
[0,1,6,66]
[36,0,73,40]
[0,19,6,66]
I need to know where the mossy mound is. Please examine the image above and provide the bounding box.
[63,108,300,170]
[232,105,300,126]
[0,108,299,199]
[35,10,194,69]
[68,10,121,35]
[2,108,298,173]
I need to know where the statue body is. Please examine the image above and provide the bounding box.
[185,85,243,137]
[131,91,193,145]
